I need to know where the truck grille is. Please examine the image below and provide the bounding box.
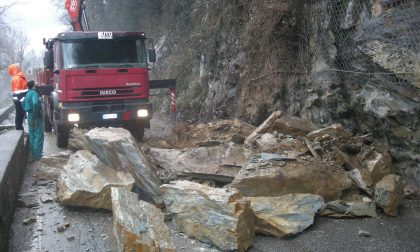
[72,86,137,99]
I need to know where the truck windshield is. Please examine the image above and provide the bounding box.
[62,39,147,69]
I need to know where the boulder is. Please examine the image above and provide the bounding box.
[245,111,317,146]
[68,127,90,151]
[36,151,73,181]
[306,124,352,140]
[171,119,255,149]
[272,115,318,136]
[231,160,353,201]
[268,139,309,159]
[333,147,373,194]
[111,187,175,252]
[85,127,162,198]
[57,150,135,210]
[255,133,278,151]
[248,194,324,238]
[348,169,373,195]
[319,200,378,218]
[374,174,404,216]
[160,181,254,252]
[245,111,282,146]
[221,144,254,168]
[149,145,252,179]
[362,150,393,184]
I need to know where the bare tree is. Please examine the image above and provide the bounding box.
[51,0,70,24]
[0,0,16,16]
[0,27,28,101]
[0,27,29,66]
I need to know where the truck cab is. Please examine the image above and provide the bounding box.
[42,31,156,147]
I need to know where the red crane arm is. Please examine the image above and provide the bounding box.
[65,0,85,31]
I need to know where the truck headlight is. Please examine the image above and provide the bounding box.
[137,109,148,118]
[68,113,80,122]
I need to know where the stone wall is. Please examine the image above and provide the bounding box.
[0,131,26,251]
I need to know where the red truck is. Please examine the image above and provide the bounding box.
[36,0,175,147]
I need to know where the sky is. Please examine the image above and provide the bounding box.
[6,0,69,53]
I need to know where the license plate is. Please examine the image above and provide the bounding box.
[102,113,117,119]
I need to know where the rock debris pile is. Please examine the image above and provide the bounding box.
[50,111,410,251]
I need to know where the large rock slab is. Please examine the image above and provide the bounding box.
[57,150,135,210]
[248,194,324,238]
[149,144,252,180]
[111,187,175,252]
[160,181,254,252]
[374,174,404,216]
[231,159,353,201]
[85,127,162,198]
[36,151,73,181]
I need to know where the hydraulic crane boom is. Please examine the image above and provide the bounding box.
[65,0,89,31]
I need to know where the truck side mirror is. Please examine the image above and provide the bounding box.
[44,51,54,70]
[148,49,156,63]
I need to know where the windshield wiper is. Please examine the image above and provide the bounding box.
[77,65,101,69]
[118,64,136,68]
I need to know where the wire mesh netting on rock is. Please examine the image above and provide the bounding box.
[299,0,419,96]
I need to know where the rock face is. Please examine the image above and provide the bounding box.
[88,0,419,189]
[160,181,254,252]
[248,194,324,238]
[57,150,135,210]
[374,174,404,216]
[111,187,175,252]
[231,159,353,201]
[149,145,252,180]
[85,127,162,198]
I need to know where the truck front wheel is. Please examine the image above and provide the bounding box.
[56,126,69,148]
[53,109,69,148]
[127,122,144,141]
[42,101,52,132]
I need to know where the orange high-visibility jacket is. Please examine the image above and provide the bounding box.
[8,63,27,92]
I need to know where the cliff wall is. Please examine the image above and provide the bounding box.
[87,0,420,187]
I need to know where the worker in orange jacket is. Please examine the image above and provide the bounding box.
[8,63,28,130]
